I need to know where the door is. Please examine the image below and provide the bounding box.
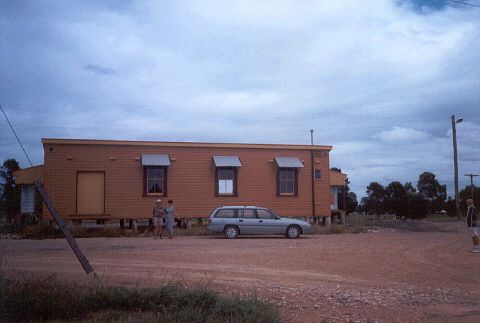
[237,209,258,234]
[256,209,282,234]
[77,172,105,215]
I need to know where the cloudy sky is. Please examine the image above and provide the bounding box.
[1,0,479,197]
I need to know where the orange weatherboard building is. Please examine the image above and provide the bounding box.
[37,138,342,223]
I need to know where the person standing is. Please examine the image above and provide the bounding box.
[466,199,479,253]
[164,199,177,239]
[153,199,164,239]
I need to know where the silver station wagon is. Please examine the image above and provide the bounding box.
[207,206,312,239]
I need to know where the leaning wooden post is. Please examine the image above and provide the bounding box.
[34,180,94,275]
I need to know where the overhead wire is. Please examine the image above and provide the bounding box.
[0,103,35,169]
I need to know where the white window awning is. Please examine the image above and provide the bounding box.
[275,157,304,168]
[213,156,242,167]
[142,154,171,166]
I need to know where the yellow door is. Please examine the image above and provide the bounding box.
[77,172,104,215]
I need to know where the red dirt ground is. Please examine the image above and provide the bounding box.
[2,221,479,322]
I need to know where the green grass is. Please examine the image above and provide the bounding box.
[1,274,280,323]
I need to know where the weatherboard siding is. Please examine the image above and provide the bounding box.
[42,142,331,220]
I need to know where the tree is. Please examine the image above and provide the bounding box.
[417,172,446,214]
[346,191,358,214]
[337,184,358,214]
[404,182,417,219]
[0,159,20,221]
[409,192,429,219]
[364,182,386,216]
[385,181,408,218]
[445,196,456,217]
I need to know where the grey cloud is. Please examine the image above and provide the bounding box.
[83,64,118,76]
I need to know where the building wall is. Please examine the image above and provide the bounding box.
[43,142,331,219]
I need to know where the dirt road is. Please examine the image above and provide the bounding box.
[2,221,479,322]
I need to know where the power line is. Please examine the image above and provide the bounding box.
[448,0,480,7]
[0,103,34,168]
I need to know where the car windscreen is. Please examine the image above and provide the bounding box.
[214,209,237,218]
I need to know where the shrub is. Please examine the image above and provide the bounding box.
[20,223,63,239]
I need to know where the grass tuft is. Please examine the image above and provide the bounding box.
[2,274,280,323]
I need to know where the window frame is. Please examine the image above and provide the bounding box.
[314,169,322,180]
[215,167,238,197]
[276,167,298,197]
[143,166,168,197]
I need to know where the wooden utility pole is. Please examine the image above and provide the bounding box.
[451,115,461,219]
[464,173,479,201]
[34,180,94,274]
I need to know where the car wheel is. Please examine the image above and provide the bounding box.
[286,225,301,239]
[224,225,239,239]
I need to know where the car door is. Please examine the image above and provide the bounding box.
[256,209,282,234]
[238,208,258,235]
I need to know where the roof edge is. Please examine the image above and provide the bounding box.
[41,138,333,151]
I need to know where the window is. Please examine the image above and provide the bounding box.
[314,169,322,180]
[277,168,298,196]
[257,209,277,219]
[215,167,237,196]
[144,167,167,196]
[215,209,236,218]
[242,209,257,219]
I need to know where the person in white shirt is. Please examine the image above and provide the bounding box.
[465,199,479,253]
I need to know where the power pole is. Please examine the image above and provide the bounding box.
[464,173,479,200]
[451,115,462,219]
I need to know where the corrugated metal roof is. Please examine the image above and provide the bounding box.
[141,154,171,166]
[329,170,347,186]
[13,165,44,185]
[213,156,242,167]
[275,157,304,168]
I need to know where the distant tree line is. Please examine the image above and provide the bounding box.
[359,171,478,219]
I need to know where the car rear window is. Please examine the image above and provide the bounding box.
[215,209,236,218]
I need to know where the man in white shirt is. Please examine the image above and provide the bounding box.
[465,199,479,253]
